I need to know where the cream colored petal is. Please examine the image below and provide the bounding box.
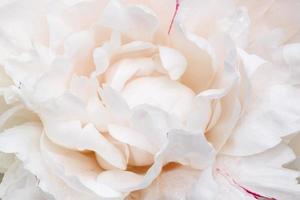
[122,76,195,122]
[0,161,53,200]
[238,48,267,78]
[283,43,300,85]
[69,75,99,104]
[217,143,300,200]
[97,170,144,192]
[100,0,158,41]
[108,124,155,154]
[63,30,95,75]
[158,46,187,80]
[222,84,300,156]
[40,133,123,199]
[136,166,200,200]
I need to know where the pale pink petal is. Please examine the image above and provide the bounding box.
[136,166,199,200]
[100,0,158,41]
[40,134,123,198]
[222,84,300,156]
[108,124,155,154]
[122,76,195,122]
[158,46,187,80]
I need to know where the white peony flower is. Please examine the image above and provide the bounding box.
[0,0,299,199]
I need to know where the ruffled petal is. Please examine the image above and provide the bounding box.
[158,46,187,80]
[100,0,159,41]
[222,84,300,156]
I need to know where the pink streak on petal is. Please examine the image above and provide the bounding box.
[168,0,180,34]
[216,168,276,200]
[239,186,276,200]
[233,180,276,200]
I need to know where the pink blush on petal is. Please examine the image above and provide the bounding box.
[168,0,180,34]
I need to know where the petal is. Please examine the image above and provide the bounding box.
[122,76,195,122]
[170,27,214,92]
[283,43,300,85]
[0,161,53,200]
[40,133,123,198]
[158,46,187,80]
[97,170,144,192]
[100,0,159,41]
[86,96,109,132]
[63,30,95,75]
[43,118,126,170]
[69,75,99,104]
[130,105,177,152]
[83,123,127,170]
[162,130,215,170]
[99,85,131,125]
[0,152,14,173]
[222,84,300,156]
[217,143,300,200]
[119,129,215,192]
[206,90,242,151]
[135,166,200,200]
[187,167,219,200]
[186,96,212,132]
[108,124,155,154]
[92,46,110,76]
[0,105,23,130]
[32,58,73,102]
[0,123,100,199]
[237,48,267,78]
[46,14,73,51]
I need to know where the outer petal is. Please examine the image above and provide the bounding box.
[217,143,300,200]
[0,123,98,200]
[40,134,123,199]
[222,84,300,156]
[131,166,200,200]
[0,161,53,200]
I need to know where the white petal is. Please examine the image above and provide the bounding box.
[0,104,23,130]
[136,166,199,200]
[97,170,144,192]
[187,167,218,200]
[130,105,177,152]
[283,43,300,85]
[0,161,53,200]
[69,75,98,104]
[99,85,131,125]
[217,143,300,200]
[127,145,154,166]
[222,84,300,156]
[122,76,195,122]
[64,31,95,75]
[206,92,241,151]
[0,123,100,199]
[105,59,140,91]
[162,130,215,170]
[0,152,14,173]
[120,129,215,192]
[47,14,73,50]
[32,58,72,102]
[92,47,110,75]
[186,96,211,132]
[83,124,127,170]
[40,134,123,198]
[170,27,214,92]
[100,0,158,41]
[238,48,267,78]
[108,124,155,154]
[159,46,187,80]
